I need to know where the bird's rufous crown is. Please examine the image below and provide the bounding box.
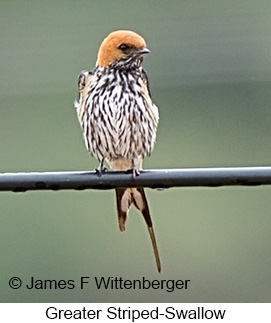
[96,30,148,67]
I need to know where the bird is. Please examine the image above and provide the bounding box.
[75,30,160,272]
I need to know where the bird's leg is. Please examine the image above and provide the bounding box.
[95,158,107,175]
[131,159,140,178]
[125,159,139,178]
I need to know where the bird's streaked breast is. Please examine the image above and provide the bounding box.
[76,67,159,163]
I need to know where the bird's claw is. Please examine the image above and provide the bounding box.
[133,168,140,178]
[125,167,140,178]
[95,167,108,176]
[95,161,107,176]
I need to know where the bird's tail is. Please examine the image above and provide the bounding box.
[115,188,161,272]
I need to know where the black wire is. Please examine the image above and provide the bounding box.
[1,166,271,192]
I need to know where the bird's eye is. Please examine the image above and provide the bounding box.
[118,43,130,52]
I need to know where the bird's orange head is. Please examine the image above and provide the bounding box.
[96,30,149,68]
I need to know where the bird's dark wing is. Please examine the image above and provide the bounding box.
[75,68,96,111]
[77,68,96,93]
[142,68,152,98]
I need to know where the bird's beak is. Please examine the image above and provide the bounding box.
[136,47,150,55]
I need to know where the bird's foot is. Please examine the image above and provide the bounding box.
[126,167,140,178]
[132,168,140,178]
[95,159,107,176]
[95,166,108,175]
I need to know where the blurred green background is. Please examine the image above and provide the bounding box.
[1,0,271,303]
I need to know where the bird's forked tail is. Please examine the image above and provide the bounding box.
[115,188,161,272]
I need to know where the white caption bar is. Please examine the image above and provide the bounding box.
[0,303,270,322]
